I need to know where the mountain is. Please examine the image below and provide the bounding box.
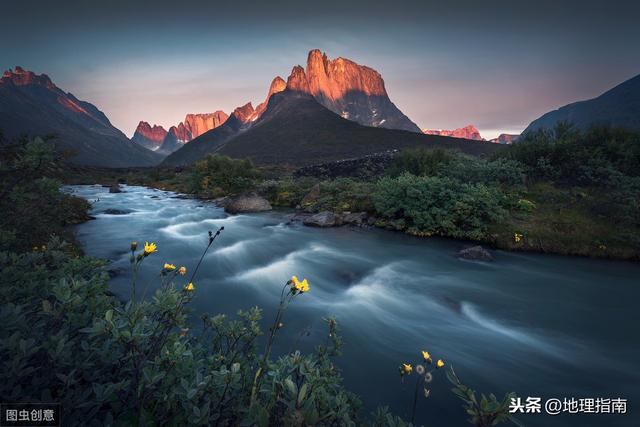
[284,49,421,133]
[423,125,484,140]
[163,90,504,166]
[0,67,161,166]
[141,110,229,154]
[131,121,167,151]
[161,104,251,165]
[524,73,640,134]
[490,133,519,144]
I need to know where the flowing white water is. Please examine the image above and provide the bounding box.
[66,185,640,427]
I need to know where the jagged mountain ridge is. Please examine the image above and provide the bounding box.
[133,111,229,154]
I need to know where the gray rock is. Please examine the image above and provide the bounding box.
[458,245,494,262]
[342,211,368,226]
[102,209,130,215]
[303,211,337,227]
[108,184,122,193]
[224,192,272,214]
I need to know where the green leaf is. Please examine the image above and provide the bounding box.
[284,378,297,396]
[298,383,308,405]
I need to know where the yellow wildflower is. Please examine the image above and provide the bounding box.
[164,263,176,270]
[184,282,195,292]
[291,276,310,293]
[401,363,413,375]
[143,242,157,256]
[514,233,523,243]
[178,266,187,275]
[436,359,445,369]
[422,350,432,363]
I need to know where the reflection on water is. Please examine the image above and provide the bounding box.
[67,185,640,427]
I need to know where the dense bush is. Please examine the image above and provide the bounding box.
[504,124,640,185]
[373,173,506,239]
[388,148,526,186]
[188,154,262,197]
[441,156,526,186]
[387,148,455,177]
[0,136,90,252]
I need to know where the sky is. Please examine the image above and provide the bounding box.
[1,0,639,139]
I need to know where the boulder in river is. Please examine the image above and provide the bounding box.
[102,208,131,215]
[223,192,272,214]
[303,211,337,227]
[108,183,122,193]
[342,212,368,226]
[457,245,494,262]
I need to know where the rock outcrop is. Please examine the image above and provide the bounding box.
[303,211,337,227]
[184,111,229,138]
[222,192,272,214]
[285,49,421,133]
[131,121,167,151]
[423,125,484,141]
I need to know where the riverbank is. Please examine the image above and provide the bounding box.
[59,164,640,262]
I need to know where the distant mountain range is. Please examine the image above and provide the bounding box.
[524,73,640,134]
[132,111,229,154]
[0,67,161,167]
[4,53,635,168]
[423,125,484,141]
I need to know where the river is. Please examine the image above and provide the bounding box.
[66,185,640,427]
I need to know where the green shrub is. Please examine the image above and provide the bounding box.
[388,148,455,177]
[0,136,90,253]
[516,199,536,212]
[505,124,640,185]
[188,154,261,197]
[441,156,526,186]
[373,174,506,239]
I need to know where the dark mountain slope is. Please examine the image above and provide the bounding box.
[524,73,640,134]
[166,90,503,166]
[0,67,161,167]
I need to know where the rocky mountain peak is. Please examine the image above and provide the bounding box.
[232,102,256,124]
[184,111,229,138]
[286,65,310,92]
[249,76,288,122]
[1,66,55,89]
[284,50,420,132]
